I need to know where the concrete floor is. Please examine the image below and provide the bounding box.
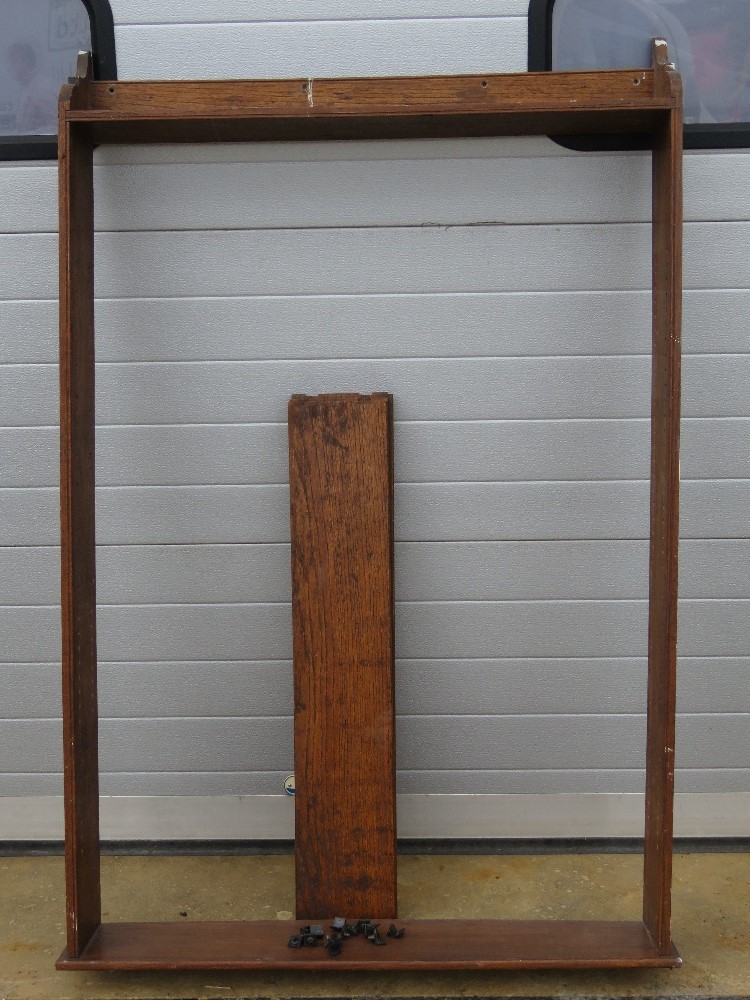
[1,851,749,999]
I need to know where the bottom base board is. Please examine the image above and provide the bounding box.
[57,919,681,970]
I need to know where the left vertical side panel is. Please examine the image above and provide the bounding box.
[59,114,101,958]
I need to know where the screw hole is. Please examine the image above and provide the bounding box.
[108,85,115,93]
[633,77,641,85]
[481,80,488,87]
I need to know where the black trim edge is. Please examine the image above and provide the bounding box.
[0,135,58,161]
[81,0,118,81]
[528,0,556,73]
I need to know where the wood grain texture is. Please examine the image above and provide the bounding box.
[55,919,681,970]
[643,43,683,955]
[73,69,669,115]
[289,393,397,919]
[60,68,677,144]
[58,111,101,957]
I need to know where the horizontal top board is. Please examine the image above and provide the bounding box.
[60,43,681,144]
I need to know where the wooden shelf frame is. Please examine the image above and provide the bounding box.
[57,42,683,972]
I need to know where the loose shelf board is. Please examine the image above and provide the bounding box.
[289,393,398,921]
[57,41,682,971]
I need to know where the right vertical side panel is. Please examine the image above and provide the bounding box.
[644,50,683,955]
[59,113,101,958]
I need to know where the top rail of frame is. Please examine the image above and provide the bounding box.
[59,41,681,145]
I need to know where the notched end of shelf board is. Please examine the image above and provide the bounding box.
[59,50,96,112]
[652,39,683,102]
[73,50,94,85]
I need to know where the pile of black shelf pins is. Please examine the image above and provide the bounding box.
[288,918,406,956]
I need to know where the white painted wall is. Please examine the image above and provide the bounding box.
[1,0,748,837]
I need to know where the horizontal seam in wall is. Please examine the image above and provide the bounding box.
[4,219,750,236]
[3,768,747,776]
[35,218,750,235]
[2,479,746,489]
[10,417,750,429]
[8,597,750,609]
[7,712,747,722]
[6,418,750,429]
[5,537,748,549]
[0,657,667,666]
[114,16,530,28]
[5,352,750,366]
[1,160,746,174]
[3,655,749,664]
[8,219,750,237]
[4,771,748,782]
[1,290,745,304]
[4,355,748,365]
[4,289,750,304]
[5,292,750,304]
[4,151,749,170]
[5,479,750,489]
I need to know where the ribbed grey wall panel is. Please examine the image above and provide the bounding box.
[1,153,748,232]
[4,659,750,720]
[113,20,528,78]
[1,290,749,363]
[3,540,750,606]
[0,1,748,819]
[2,224,750,301]
[3,600,750,663]
[4,355,750,426]
[3,420,749,487]
[2,480,749,547]
[1,715,747,774]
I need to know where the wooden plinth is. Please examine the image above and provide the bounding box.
[57,920,681,971]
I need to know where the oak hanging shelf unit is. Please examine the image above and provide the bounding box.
[58,41,682,971]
